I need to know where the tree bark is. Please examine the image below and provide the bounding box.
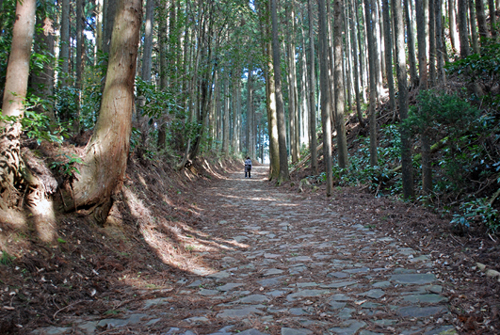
[435,0,446,84]
[458,0,471,57]
[348,0,364,128]
[429,0,437,86]
[476,0,490,44]
[0,0,36,207]
[449,0,461,53]
[333,0,348,169]
[364,0,378,167]
[67,0,143,222]
[489,0,497,40]
[469,0,480,53]
[393,0,414,199]
[271,0,290,183]
[307,0,318,174]
[286,1,300,164]
[382,0,395,113]
[318,0,333,195]
[405,0,419,88]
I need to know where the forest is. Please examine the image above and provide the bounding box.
[0,0,500,333]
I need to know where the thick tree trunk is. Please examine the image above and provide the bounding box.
[476,0,490,43]
[271,0,290,183]
[67,0,142,223]
[333,0,348,169]
[458,0,471,57]
[416,0,428,89]
[286,2,300,164]
[0,0,36,207]
[318,0,333,195]
[393,0,414,199]
[307,0,318,174]
[489,0,497,40]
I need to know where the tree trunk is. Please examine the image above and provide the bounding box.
[59,0,70,86]
[307,0,318,174]
[489,0,497,40]
[382,0,395,113]
[476,0,490,43]
[286,1,300,164]
[417,0,428,89]
[0,0,36,207]
[405,0,419,88]
[364,0,378,167]
[458,0,471,57]
[318,0,333,195]
[348,0,364,128]
[247,67,254,159]
[271,0,290,183]
[103,0,118,56]
[356,0,367,103]
[66,0,142,223]
[469,0,480,53]
[223,74,230,156]
[449,0,461,53]
[393,0,414,199]
[157,0,168,151]
[429,0,437,86]
[435,0,446,84]
[333,0,348,169]
[232,71,241,155]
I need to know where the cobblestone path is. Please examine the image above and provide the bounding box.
[34,166,457,335]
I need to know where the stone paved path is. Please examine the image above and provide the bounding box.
[33,166,458,335]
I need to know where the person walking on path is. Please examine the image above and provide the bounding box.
[244,157,252,178]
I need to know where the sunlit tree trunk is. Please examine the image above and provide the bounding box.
[333,0,348,169]
[449,0,461,53]
[66,0,143,223]
[0,0,36,207]
[394,0,414,199]
[271,0,290,183]
[286,2,300,164]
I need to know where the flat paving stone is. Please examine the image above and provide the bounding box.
[281,327,313,335]
[286,289,331,301]
[32,327,70,335]
[390,273,436,284]
[263,268,284,276]
[216,306,265,319]
[398,306,447,318]
[217,283,243,292]
[358,289,385,299]
[238,329,270,335]
[236,294,269,304]
[403,294,448,303]
[329,320,367,335]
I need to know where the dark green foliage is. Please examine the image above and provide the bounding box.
[451,198,499,233]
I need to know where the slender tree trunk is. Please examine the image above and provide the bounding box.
[232,71,241,155]
[59,0,70,86]
[286,2,300,164]
[247,67,254,159]
[372,0,383,97]
[266,40,280,180]
[271,0,290,182]
[489,0,497,40]
[405,0,419,88]
[429,0,437,86]
[348,0,364,127]
[449,0,461,53]
[382,0,395,113]
[67,0,143,222]
[394,0,414,199]
[469,0,480,53]
[357,0,367,103]
[364,0,378,167]
[435,0,446,84]
[307,0,318,174]
[333,0,348,169]
[0,0,36,207]
[417,0,428,89]
[458,0,471,57]
[318,0,333,195]
[223,74,230,156]
[157,0,168,151]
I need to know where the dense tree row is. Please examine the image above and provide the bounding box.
[0,0,499,226]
